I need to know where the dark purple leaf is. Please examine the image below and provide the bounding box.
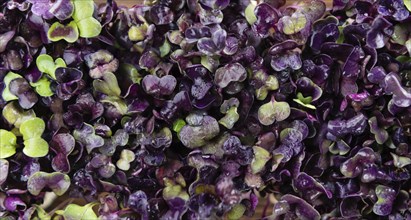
[252,3,279,38]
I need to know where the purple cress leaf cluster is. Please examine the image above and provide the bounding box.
[0,0,411,219]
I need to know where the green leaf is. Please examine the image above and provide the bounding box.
[55,58,66,68]
[405,0,411,12]
[93,72,121,97]
[128,24,148,42]
[118,63,142,84]
[163,177,189,201]
[255,87,268,100]
[293,98,316,109]
[265,75,279,90]
[116,149,135,171]
[258,100,291,126]
[159,39,171,57]
[396,55,411,63]
[71,0,102,38]
[336,26,345,44]
[36,54,67,80]
[23,138,49,158]
[2,71,22,101]
[2,102,36,128]
[251,146,271,174]
[218,106,240,129]
[20,117,49,158]
[173,119,186,133]
[72,0,94,21]
[297,92,312,104]
[282,12,307,35]
[293,92,316,109]
[30,77,54,97]
[227,204,246,220]
[271,101,291,121]
[20,117,45,139]
[245,4,257,25]
[76,17,102,38]
[27,172,70,196]
[33,205,51,220]
[55,203,99,220]
[47,21,79,43]
[391,152,411,168]
[392,24,410,45]
[0,129,17,159]
[258,101,276,126]
[255,74,279,100]
[101,96,128,115]
[201,56,220,73]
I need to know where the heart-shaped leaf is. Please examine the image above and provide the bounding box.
[55,203,98,220]
[373,185,396,216]
[116,149,135,171]
[36,54,67,80]
[71,0,101,38]
[179,113,220,149]
[20,117,49,158]
[258,100,291,126]
[73,123,104,153]
[281,12,307,35]
[214,63,247,88]
[50,133,75,173]
[197,29,227,55]
[256,75,279,100]
[328,140,350,155]
[47,21,79,43]
[99,129,129,156]
[54,67,84,100]
[0,129,17,159]
[142,75,177,96]
[27,172,71,196]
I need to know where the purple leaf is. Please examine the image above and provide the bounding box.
[142,75,177,96]
[214,63,247,88]
[50,133,75,173]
